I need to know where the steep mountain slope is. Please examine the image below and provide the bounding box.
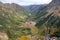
[0,1,28,32]
[35,0,60,26]
[31,0,60,36]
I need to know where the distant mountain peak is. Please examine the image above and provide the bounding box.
[0,1,2,3]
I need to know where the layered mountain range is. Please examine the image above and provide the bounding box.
[24,4,47,14]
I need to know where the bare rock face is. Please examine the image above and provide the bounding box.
[0,32,8,40]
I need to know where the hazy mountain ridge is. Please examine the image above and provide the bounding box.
[24,4,47,14]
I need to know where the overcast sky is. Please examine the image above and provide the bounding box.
[0,0,52,5]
